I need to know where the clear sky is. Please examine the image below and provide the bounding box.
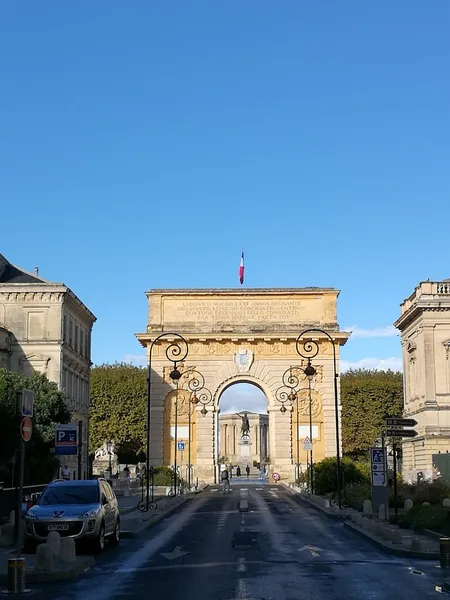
[1,2,449,412]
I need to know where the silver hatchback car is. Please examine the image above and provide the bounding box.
[24,478,120,553]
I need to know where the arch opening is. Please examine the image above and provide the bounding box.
[217,382,269,473]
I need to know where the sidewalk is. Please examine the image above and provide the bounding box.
[284,485,440,560]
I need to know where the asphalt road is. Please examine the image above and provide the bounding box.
[35,481,445,600]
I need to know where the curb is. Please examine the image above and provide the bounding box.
[344,521,440,560]
[0,557,95,585]
[284,488,346,521]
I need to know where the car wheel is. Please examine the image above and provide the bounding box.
[92,522,106,554]
[111,519,120,546]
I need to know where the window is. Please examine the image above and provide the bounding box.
[63,316,67,342]
[80,330,84,357]
[69,320,73,347]
[170,426,189,439]
[298,425,319,440]
[39,484,100,505]
[75,325,79,353]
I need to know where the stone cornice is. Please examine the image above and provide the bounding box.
[146,287,339,296]
[395,304,450,331]
[0,285,96,322]
[135,331,350,348]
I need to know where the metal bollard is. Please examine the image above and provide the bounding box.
[3,557,30,594]
[440,538,450,569]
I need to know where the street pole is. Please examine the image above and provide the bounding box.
[296,396,300,484]
[296,329,342,508]
[308,377,314,494]
[14,435,25,549]
[174,382,178,494]
[393,439,398,520]
[77,420,83,479]
[188,401,191,490]
[144,333,188,510]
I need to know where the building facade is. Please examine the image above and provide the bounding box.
[0,254,96,479]
[394,280,450,482]
[219,412,269,466]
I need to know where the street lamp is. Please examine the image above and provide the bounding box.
[142,333,188,511]
[296,329,342,508]
[180,368,212,490]
[275,368,314,488]
[106,440,112,480]
[304,360,316,494]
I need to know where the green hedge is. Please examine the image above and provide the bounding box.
[313,457,370,495]
[397,504,450,535]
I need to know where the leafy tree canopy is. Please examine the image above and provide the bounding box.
[341,369,403,459]
[0,369,71,484]
[89,363,147,460]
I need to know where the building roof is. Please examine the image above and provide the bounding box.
[0,253,50,284]
[0,253,96,322]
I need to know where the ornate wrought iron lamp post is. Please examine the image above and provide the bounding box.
[180,369,212,490]
[142,333,188,511]
[296,329,341,508]
[275,368,313,487]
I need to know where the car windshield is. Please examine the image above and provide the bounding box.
[38,485,100,505]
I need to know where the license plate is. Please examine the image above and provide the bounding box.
[48,524,69,531]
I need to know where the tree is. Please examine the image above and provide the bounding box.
[0,369,71,484]
[89,364,147,461]
[341,369,403,459]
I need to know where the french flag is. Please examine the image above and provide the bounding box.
[239,252,244,285]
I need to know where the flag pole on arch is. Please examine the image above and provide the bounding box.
[239,251,244,285]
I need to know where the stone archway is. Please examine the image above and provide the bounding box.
[136,288,350,484]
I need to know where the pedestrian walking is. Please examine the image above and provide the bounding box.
[246,464,250,479]
[236,466,241,477]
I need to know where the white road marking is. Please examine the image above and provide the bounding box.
[236,558,248,599]
[210,488,219,493]
[255,487,263,491]
[64,495,208,600]
[298,544,321,558]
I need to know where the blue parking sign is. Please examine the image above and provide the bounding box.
[55,423,78,456]
[177,442,185,451]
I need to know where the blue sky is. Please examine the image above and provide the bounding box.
[1,1,450,413]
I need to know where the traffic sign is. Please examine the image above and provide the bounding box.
[272,472,280,482]
[21,390,34,417]
[303,436,313,451]
[386,417,417,428]
[20,417,32,442]
[55,423,78,455]
[386,428,418,438]
[177,442,185,451]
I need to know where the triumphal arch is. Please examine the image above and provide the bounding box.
[136,288,349,484]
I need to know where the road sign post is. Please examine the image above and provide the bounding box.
[18,390,34,418]
[386,418,417,428]
[303,436,312,451]
[385,428,418,438]
[370,447,388,514]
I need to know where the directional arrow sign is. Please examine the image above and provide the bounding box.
[298,545,322,557]
[386,418,418,427]
[160,546,189,560]
[386,428,418,438]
